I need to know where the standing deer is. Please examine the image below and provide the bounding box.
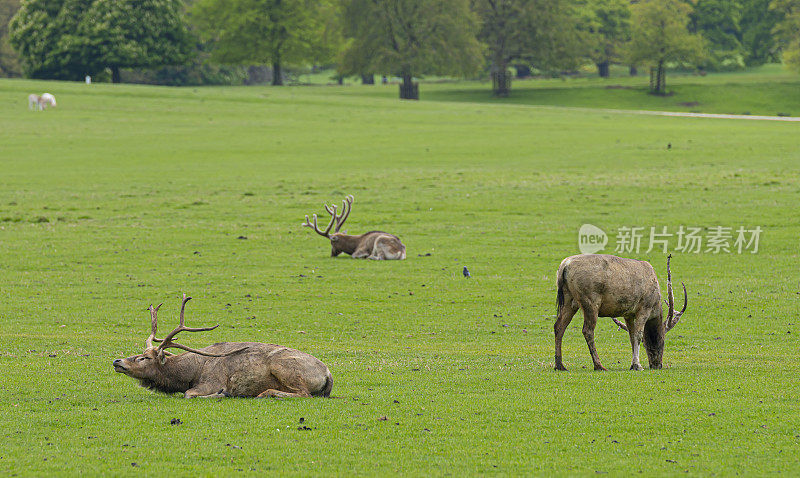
[554,254,687,371]
[28,93,56,111]
[302,195,406,260]
[113,294,333,398]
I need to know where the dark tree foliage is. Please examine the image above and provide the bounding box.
[9,0,192,81]
[9,0,94,80]
[79,0,193,82]
[0,0,21,77]
[690,0,745,70]
[741,0,781,65]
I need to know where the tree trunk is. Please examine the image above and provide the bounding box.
[597,61,610,78]
[656,60,665,94]
[111,66,121,84]
[491,59,511,97]
[399,74,418,100]
[361,74,374,85]
[629,65,638,76]
[271,59,283,86]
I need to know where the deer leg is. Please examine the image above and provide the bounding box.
[256,363,314,398]
[554,299,578,371]
[185,384,227,399]
[628,314,646,371]
[580,305,605,371]
[351,247,370,259]
[256,389,311,399]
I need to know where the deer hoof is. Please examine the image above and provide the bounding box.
[630,364,644,371]
[555,364,568,371]
[594,365,607,371]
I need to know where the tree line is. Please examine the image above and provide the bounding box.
[1,0,799,97]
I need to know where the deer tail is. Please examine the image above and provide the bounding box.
[556,263,568,314]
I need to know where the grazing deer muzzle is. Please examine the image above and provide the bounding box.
[113,294,334,398]
[302,195,406,260]
[553,254,687,371]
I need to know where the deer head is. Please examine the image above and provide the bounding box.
[612,253,688,338]
[113,294,247,383]
[302,195,354,256]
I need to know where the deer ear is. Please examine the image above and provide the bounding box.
[330,236,339,242]
[158,351,167,364]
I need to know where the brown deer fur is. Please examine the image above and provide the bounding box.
[303,195,406,260]
[113,295,333,398]
[554,254,687,371]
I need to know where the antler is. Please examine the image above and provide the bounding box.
[664,254,688,333]
[154,294,248,360]
[334,195,354,232]
[302,195,354,237]
[612,254,688,333]
[145,303,163,348]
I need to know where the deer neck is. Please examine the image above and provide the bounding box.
[333,234,363,255]
[140,353,203,394]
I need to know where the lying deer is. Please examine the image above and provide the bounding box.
[113,294,333,398]
[554,254,687,371]
[302,195,406,260]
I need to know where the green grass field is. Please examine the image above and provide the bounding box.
[1,75,799,476]
[304,64,800,117]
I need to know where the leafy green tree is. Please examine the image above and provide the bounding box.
[575,0,631,77]
[9,0,94,80]
[770,0,800,69]
[192,0,325,86]
[0,0,21,77]
[341,0,483,99]
[79,0,193,83]
[628,0,705,94]
[741,0,781,65]
[10,0,192,81]
[473,0,584,95]
[690,0,744,70]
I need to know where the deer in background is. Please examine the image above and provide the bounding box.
[113,294,333,398]
[28,93,56,111]
[554,254,687,371]
[303,195,406,260]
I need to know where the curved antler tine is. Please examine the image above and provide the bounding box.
[179,294,191,326]
[165,343,249,357]
[665,254,675,325]
[157,296,224,355]
[666,283,688,332]
[322,204,336,235]
[146,303,164,348]
[178,324,219,333]
[612,317,629,332]
[335,195,353,232]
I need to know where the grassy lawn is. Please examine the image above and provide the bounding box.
[305,64,800,117]
[0,77,799,476]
